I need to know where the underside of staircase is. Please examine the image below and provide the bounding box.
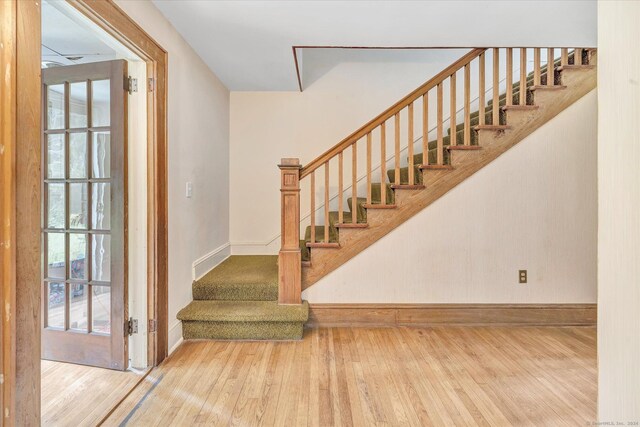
[180,48,596,341]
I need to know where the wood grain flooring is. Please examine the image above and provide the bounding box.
[103,326,596,426]
[41,360,147,427]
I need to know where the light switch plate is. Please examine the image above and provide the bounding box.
[186,182,193,198]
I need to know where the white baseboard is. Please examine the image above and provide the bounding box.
[231,240,279,255]
[168,321,183,355]
[192,242,231,280]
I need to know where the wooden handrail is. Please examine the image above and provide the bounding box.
[299,48,487,179]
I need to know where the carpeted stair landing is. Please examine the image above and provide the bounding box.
[178,256,309,340]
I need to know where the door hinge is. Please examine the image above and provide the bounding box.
[127,76,138,94]
[148,319,157,333]
[148,77,155,92]
[127,317,139,336]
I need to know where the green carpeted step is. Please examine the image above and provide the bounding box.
[412,146,452,166]
[178,300,309,340]
[348,198,367,225]
[371,183,397,202]
[305,225,339,243]
[300,240,310,262]
[328,210,366,226]
[387,166,423,185]
[193,255,278,301]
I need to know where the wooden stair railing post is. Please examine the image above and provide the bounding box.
[278,158,302,305]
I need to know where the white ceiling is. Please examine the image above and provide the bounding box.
[152,0,597,91]
[42,0,138,67]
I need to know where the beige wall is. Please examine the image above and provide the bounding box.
[115,1,231,352]
[303,91,597,303]
[597,1,640,420]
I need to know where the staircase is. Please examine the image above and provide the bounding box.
[179,47,596,341]
[296,47,596,289]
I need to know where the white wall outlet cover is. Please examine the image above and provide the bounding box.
[186,182,193,198]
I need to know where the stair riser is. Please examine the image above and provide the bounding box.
[387,167,423,185]
[182,321,304,340]
[192,286,278,301]
[560,67,597,89]
[503,109,540,129]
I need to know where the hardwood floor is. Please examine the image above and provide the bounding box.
[103,326,596,426]
[41,360,148,426]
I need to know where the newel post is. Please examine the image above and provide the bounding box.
[278,158,302,304]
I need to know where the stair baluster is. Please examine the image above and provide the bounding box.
[479,52,486,126]
[422,94,429,163]
[464,64,470,146]
[575,48,583,65]
[437,82,444,164]
[338,152,343,224]
[534,48,541,86]
[324,162,329,244]
[493,48,500,125]
[310,171,315,243]
[520,48,527,106]
[366,132,372,204]
[450,73,457,146]
[408,102,415,184]
[394,113,400,185]
[547,48,555,86]
[506,48,513,107]
[351,143,357,222]
[380,123,387,206]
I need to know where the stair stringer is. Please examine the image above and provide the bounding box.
[301,65,596,289]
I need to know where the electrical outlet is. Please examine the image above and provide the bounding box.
[519,270,527,284]
[186,182,193,198]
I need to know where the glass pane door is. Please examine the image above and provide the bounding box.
[42,60,127,370]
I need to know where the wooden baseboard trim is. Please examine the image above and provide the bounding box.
[306,303,597,327]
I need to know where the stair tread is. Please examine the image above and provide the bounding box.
[193,255,278,301]
[178,300,310,323]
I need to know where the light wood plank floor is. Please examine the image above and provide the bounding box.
[104,326,597,426]
[41,360,147,427]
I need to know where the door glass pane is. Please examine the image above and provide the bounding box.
[69,183,88,229]
[92,285,110,334]
[91,234,110,282]
[69,82,88,128]
[47,84,65,130]
[46,233,65,279]
[47,282,65,329]
[91,183,110,230]
[91,80,110,127]
[91,132,110,178]
[69,133,87,179]
[47,183,65,229]
[69,284,88,332]
[47,134,65,179]
[69,233,87,280]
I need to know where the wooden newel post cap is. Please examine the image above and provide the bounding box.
[278,158,301,168]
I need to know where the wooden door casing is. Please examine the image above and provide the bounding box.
[41,60,128,370]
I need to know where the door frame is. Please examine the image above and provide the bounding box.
[0,0,168,423]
